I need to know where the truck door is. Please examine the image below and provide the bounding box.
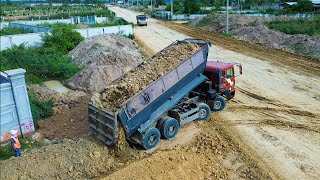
[223,68,235,91]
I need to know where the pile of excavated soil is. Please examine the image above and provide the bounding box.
[0,138,132,179]
[91,43,200,111]
[28,84,86,109]
[189,14,272,32]
[28,84,90,139]
[67,34,145,93]
[188,14,320,59]
[232,25,320,59]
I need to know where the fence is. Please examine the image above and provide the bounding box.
[152,12,207,20]
[9,22,52,33]
[0,69,34,142]
[0,24,133,50]
[0,16,107,30]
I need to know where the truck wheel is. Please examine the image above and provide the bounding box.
[161,118,179,139]
[142,128,161,150]
[197,103,211,120]
[212,96,226,112]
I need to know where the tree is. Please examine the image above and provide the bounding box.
[156,0,166,6]
[6,0,12,5]
[295,0,313,13]
[165,0,184,13]
[184,0,201,14]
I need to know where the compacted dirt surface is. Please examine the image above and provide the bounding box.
[107,6,320,180]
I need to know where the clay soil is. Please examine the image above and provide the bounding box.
[92,43,199,111]
[27,84,90,140]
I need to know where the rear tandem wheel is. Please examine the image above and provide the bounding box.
[161,118,179,139]
[142,128,161,150]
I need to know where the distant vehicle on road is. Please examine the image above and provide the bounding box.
[136,15,148,26]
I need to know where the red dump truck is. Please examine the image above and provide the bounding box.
[89,39,242,149]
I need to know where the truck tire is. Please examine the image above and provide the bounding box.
[142,128,161,149]
[161,118,179,139]
[197,103,211,120]
[212,96,226,112]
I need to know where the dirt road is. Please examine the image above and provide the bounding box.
[109,6,320,180]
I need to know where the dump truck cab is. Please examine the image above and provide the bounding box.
[204,61,242,102]
[136,15,148,26]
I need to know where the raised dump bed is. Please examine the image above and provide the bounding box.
[89,39,211,149]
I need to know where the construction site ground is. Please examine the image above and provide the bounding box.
[1,6,319,180]
[106,6,320,180]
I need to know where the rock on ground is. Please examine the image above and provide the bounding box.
[67,34,145,93]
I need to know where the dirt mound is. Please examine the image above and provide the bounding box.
[232,25,320,59]
[67,34,145,93]
[189,14,271,32]
[28,84,90,139]
[0,138,123,179]
[92,43,200,111]
[28,84,86,108]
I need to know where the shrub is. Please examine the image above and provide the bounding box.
[28,91,54,126]
[0,45,81,83]
[37,22,77,29]
[265,18,320,36]
[42,27,84,53]
[0,27,33,36]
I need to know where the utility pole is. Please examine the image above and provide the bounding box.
[171,0,173,21]
[226,0,229,34]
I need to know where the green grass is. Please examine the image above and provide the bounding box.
[89,18,128,27]
[265,18,320,36]
[0,27,33,36]
[195,17,211,28]
[37,22,78,29]
[222,32,234,37]
[28,91,54,128]
[0,138,42,160]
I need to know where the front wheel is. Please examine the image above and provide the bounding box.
[142,128,161,150]
[210,96,226,112]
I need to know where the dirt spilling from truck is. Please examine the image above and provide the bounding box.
[91,43,200,111]
[66,34,145,93]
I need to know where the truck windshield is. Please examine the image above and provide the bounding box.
[138,17,146,20]
[226,68,233,78]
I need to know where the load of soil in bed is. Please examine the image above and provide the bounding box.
[91,43,200,111]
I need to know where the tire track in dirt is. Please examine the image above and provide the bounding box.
[161,22,320,77]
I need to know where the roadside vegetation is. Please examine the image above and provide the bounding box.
[89,18,128,27]
[266,17,320,36]
[28,91,54,128]
[0,26,83,83]
[37,22,78,29]
[0,27,32,36]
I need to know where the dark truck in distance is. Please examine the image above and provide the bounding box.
[136,15,148,26]
[89,39,242,150]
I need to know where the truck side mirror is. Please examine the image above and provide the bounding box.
[234,63,242,77]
